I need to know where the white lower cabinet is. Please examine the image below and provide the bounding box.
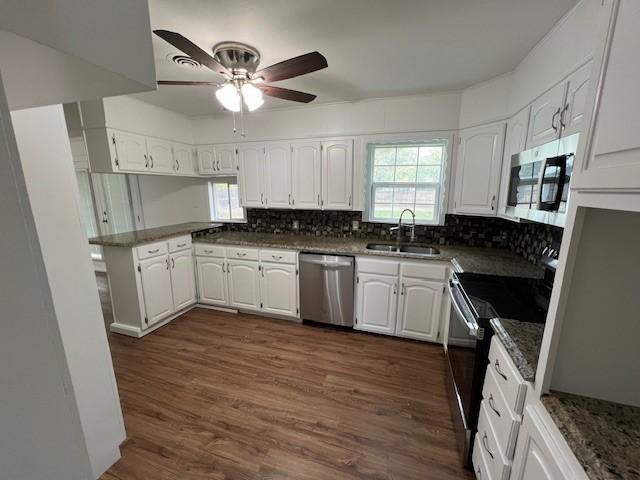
[170,250,196,311]
[354,257,446,342]
[196,257,228,306]
[228,260,261,311]
[260,263,298,317]
[139,254,174,327]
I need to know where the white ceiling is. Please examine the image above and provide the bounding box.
[133,0,577,117]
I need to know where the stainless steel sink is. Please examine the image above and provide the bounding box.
[365,243,440,256]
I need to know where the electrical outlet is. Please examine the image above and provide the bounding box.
[292,220,299,230]
[352,220,359,231]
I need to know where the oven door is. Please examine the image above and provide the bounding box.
[445,277,480,465]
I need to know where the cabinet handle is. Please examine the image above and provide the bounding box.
[481,433,494,459]
[144,154,148,168]
[401,283,405,295]
[148,248,160,254]
[149,155,154,168]
[175,158,180,171]
[236,252,247,257]
[165,258,170,270]
[272,255,282,260]
[317,194,320,206]
[491,195,495,211]
[261,267,265,277]
[177,243,187,248]
[260,193,264,204]
[292,197,295,206]
[216,159,220,171]
[171,257,175,269]
[348,195,352,207]
[227,262,230,274]
[222,262,226,273]
[288,193,292,205]
[488,394,501,417]
[476,467,482,479]
[204,249,213,254]
[102,211,108,224]
[560,103,569,130]
[551,107,561,132]
[494,359,508,381]
[393,283,397,295]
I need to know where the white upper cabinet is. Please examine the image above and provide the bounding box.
[264,143,293,208]
[498,107,530,220]
[238,144,265,207]
[196,257,228,307]
[292,141,322,209]
[216,143,237,175]
[260,263,298,317]
[113,131,148,172]
[573,0,640,192]
[227,260,261,311]
[355,273,398,335]
[173,142,196,176]
[322,139,354,210]
[169,250,196,311]
[527,82,568,148]
[560,62,592,139]
[454,122,506,216]
[146,138,174,174]
[139,255,174,327]
[197,146,216,175]
[395,278,442,342]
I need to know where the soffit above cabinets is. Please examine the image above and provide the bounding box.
[134,0,577,116]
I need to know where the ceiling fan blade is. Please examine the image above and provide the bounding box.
[252,51,327,83]
[259,85,317,103]
[153,30,232,78]
[157,80,220,86]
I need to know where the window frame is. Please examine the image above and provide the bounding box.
[208,178,246,223]
[362,134,452,226]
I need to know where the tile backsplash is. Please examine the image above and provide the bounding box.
[219,209,563,266]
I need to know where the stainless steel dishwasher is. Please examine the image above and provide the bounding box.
[299,254,354,327]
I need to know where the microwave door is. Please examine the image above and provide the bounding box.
[536,155,568,211]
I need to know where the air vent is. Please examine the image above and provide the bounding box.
[171,54,200,69]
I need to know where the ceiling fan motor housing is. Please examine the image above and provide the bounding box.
[212,42,261,76]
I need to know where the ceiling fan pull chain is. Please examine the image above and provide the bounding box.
[240,98,246,137]
[232,111,237,134]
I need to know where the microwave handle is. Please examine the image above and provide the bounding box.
[447,279,479,337]
[536,155,567,211]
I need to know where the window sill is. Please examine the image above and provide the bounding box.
[211,219,247,224]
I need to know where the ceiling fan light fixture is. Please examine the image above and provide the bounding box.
[241,83,264,112]
[215,83,241,112]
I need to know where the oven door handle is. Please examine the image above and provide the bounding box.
[448,279,479,337]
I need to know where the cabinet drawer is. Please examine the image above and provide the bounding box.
[488,337,527,415]
[168,235,192,253]
[473,434,495,480]
[260,248,297,264]
[400,261,447,281]
[356,257,399,276]
[136,241,168,260]
[477,402,511,480]
[194,244,225,258]
[226,246,259,261]
[482,367,521,459]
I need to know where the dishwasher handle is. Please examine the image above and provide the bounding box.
[300,258,353,268]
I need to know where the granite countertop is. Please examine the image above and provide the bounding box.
[194,231,544,279]
[89,222,222,247]
[542,392,640,480]
[490,318,544,382]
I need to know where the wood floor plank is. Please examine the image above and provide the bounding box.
[96,274,473,479]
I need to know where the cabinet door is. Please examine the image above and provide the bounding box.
[396,278,442,342]
[197,146,216,175]
[238,144,265,207]
[527,81,567,148]
[322,139,353,210]
[139,255,174,327]
[454,123,505,216]
[498,107,530,219]
[560,62,592,139]
[113,131,148,172]
[355,273,397,335]
[196,257,228,306]
[146,138,174,174]
[216,143,237,175]
[260,263,298,317]
[511,406,575,480]
[228,260,260,311]
[170,250,196,311]
[265,143,293,208]
[292,141,321,209]
[173,143,196,175]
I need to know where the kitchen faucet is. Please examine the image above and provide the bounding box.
[389,208,416,243]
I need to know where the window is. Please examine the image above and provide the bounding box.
[366,141,447,225]
[209,180,245,222]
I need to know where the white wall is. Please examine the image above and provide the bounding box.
[137,175,211,228]
[0,0,155,110]
[459,73,513,129]
[191,92,461,144]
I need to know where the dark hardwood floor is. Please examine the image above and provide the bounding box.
[96,273,473,480]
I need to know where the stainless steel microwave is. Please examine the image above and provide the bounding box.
[505,133,579,227]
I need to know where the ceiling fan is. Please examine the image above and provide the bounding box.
[153,30,328,120]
